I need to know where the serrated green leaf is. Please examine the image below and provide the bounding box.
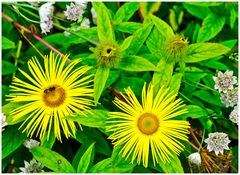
[185,43,230,63]
[66,110,108,128]
[2,126,27,159]
[31,146,76,173]
[115,22,142,34]
[197,14,226,43]
[2,36,15,50]
[120,36,133,51]
[96,3,115,42]
[94,66,110,105]
[159,152,183,173]
[150,14,174,39]
[118,56,157,72]
[183,3,211,20]
[114,2,140,23]
[2,61,17,75]
[77,142,95,173]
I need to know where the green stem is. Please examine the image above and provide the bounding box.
[198,128,205,152]
[12,39,22,79]
[53,23,99,46]
[18,6,39,19]
[3,2,39,10]
[186,79,218,93]
[179,92,195,104]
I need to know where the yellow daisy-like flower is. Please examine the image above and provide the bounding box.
[106,83,190,168]
[8,52,94,141]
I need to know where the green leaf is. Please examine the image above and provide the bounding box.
[126,21,153,55]
[66,110,108,128]
[115,22,142,34]
[185,43,230,63]
[192,90,224,107]
[94,66,110,105]
[150,14,174,39]
[31,146,76,173]
[159,152,183,173]
[199,58,229,70]
[169,73,183,95]
[186,2,223,6]
[40,129,56,149]
[179,105,214,119]
[119,36,133,51]
[114,2,140,23]
[2,102,27,125]
[197,14,226,42]
[183,3,211,20]
[2,61,17,75]
[96,3,115,42]
[230,5,238,29]
[77,142,95,173]
[2,36,15,50]
[2,126,27,159]
[146,27,163,57]
[118,56,157,72]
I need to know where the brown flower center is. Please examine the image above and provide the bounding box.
[43,85,66,107]
[138,113,159,135]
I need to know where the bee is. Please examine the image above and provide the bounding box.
[44,86,56,94]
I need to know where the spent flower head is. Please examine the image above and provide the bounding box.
[220,87,238,107]
[204,132,231,155]
[24,139,40,149]
[39,2,54,34]
[81,18,90,28]
[64,2,86,21]
[1,113,8,129]
[188,152,201,166]
[229,105,238,125]
[19,159,44,173]
[213,71,237,93]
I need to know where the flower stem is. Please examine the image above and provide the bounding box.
[198,128,206,152]
[2,11,69,61]
[186,140,198,151]
[190,127,201,147]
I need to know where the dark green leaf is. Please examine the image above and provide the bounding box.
[2,36,15,50]
[197,14,226,42]
[183,3,211,20]
[192,90,224,106]
[185,43,230,63]
[114,2,140,23]
[77,142,95,173]
[186,2,223,6]
[94,66,110,105]
[118,56,157,72]
[66,110,108,128]
[31,146,76,173]
[2,126,26,159]
[40,129,56,149]
[2,61,17,75]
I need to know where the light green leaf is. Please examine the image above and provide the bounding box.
[2,61,17,75]
[96,3,115,42]
[119,36,133,51]
[159,152,183,173]
[146,27,163,57]
[2,36,15,50]
[31,146,76,173]
[2,126,27,159]
[150,14,174,39]
[185,43,230,63]
[77,142,95,173]
[40,129,56,149]
[230,5,238,29]
[115,22,142,34]
[197,14,226,43]
[118,55,157,72]
[94,66,110,105]
[199,59,229,70]
[179,105,214,119]
[114,2,140,23]
[169,73,183,95]
[186,2,223,6]
[183,3,211,20]
[66,110,108,128]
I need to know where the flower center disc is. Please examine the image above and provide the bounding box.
[43,85,66,107]
[138,113,159,135]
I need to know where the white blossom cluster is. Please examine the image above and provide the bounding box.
[188,152,201,166]
[213,70,238,124]
[23,139,40,149]
[64,2,87,21]
[19,159,44,173]
[39,2,54,34]
[204,132,231,155]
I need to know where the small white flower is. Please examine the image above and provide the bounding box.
[204,132,231,155]
[81,18,90,28]
[39,2,54,34]
[213,71,237,93]
[19,159,44,173]
[24,139,40,149]
[75,1,88,8]
[229,106,238,125]
[220,87,238,107]
[91,7,97,24]
[1,113,8,128]
[64,2,86,21]
[188,152,201,166]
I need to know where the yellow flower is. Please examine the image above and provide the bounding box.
[106,83,190,168]
[8,52,94,142]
